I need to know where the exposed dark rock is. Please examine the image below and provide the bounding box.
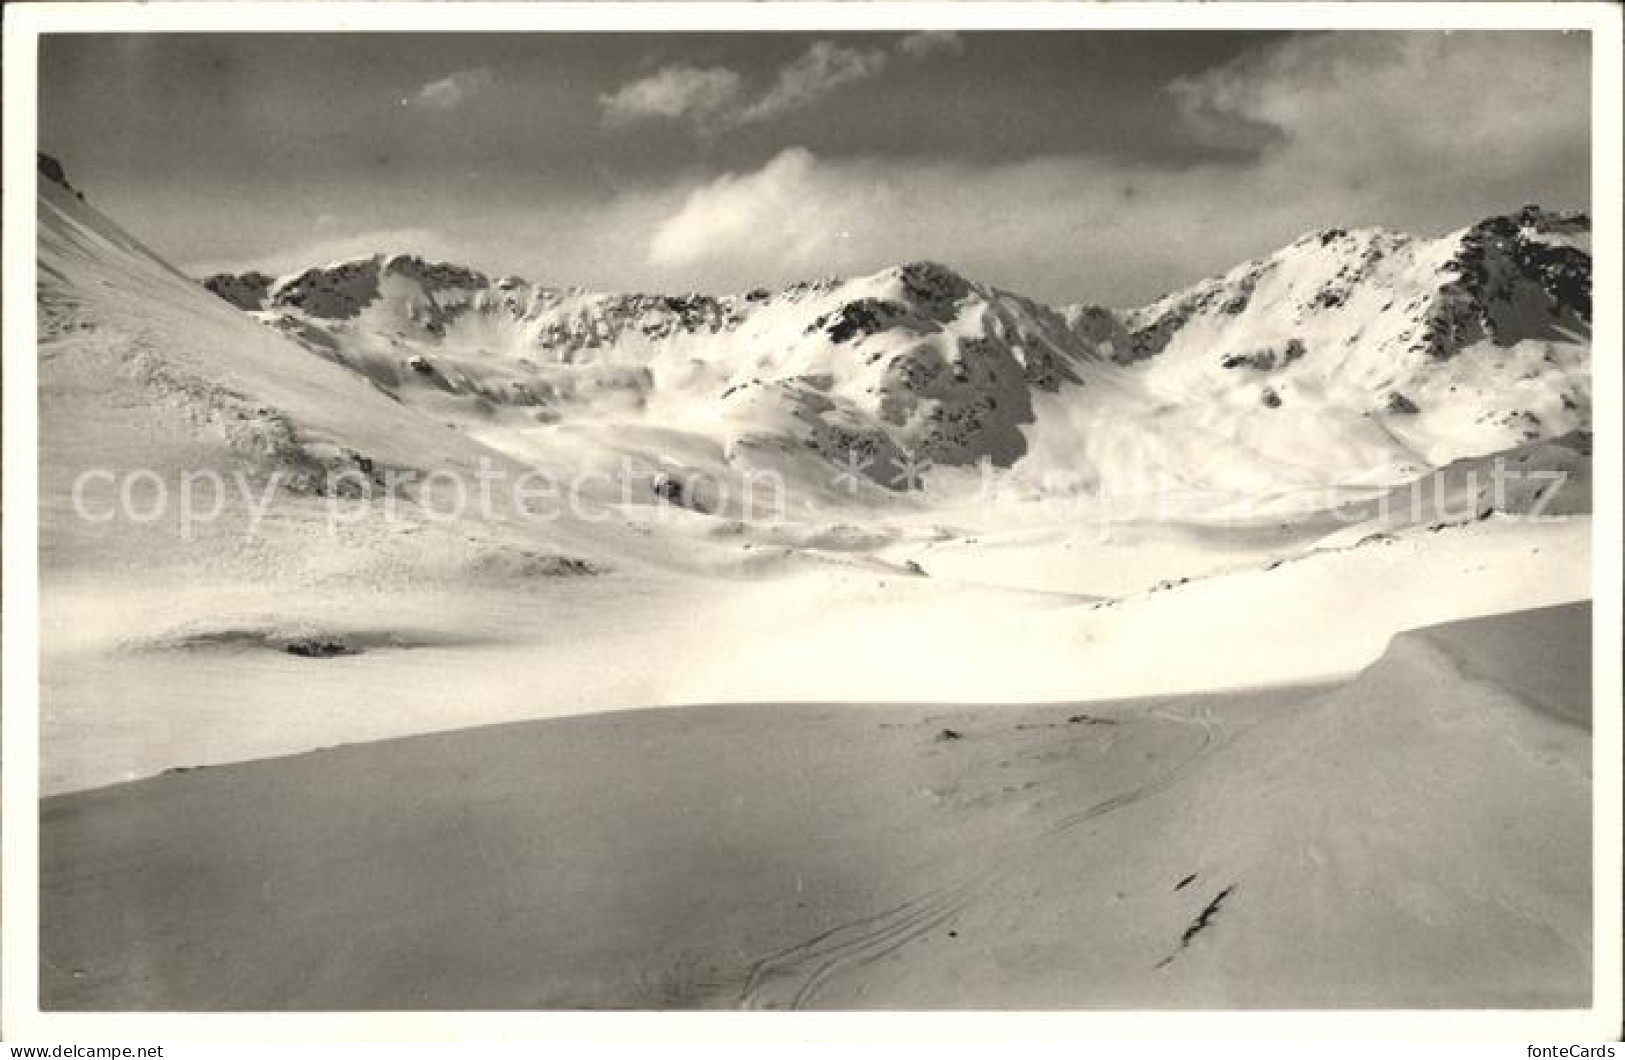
[650,471,713,514]
[893,261,972,317]
[203,271,274,311]
[1385,391,1420,414]
[1415,207,1591,360]
[38,152,76,194]
[283,639,358,659]
[810,299,908,343]
[1156,884,1237,969]
[1220,338,1305,372]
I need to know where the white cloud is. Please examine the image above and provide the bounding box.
[648,147,880,272]
[205,33,1587,308]
[897,31,965,61]
[737,41,889,124]
[646,148,1141,299]
[598,65,743,128]
[1167,32,1589,192]
[641,33,1589,305]
[402,68,495,111]
[600,39,895,130]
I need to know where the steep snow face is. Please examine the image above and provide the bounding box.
[38,167,441,508]
[35,157,639,580]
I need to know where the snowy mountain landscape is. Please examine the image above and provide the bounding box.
[197,203,1590,497]
[35,149,1596,1010]
[21,25,1604,1023]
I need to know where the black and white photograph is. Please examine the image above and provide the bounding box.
[2,0,1621,1043]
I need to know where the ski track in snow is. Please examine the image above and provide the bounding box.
[738,700,1222,1010]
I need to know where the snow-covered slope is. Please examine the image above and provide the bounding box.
[1061,207,1591,475]
[204,206,1591,499]
[36,155,636,582]
[40,602,1591,1009]
[211,256,1105,489]
[38,154,1594,847]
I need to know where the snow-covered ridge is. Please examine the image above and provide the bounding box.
[201,256,1110,480]
[1087,205,1590,374]
[193,205,1590,491]
[1034,206,1591,477]
[203,206,1590,382]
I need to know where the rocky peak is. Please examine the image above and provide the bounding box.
[528,290,744,351]
[202,271,275,311]
[1076,206,1590,380]
[380,254,490,293]
[1413,206,1591,360]
[890,261,973,314]
[268,256,386,320]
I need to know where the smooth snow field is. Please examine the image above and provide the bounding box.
[42,604,1591,1010]
[39,514,1590,796]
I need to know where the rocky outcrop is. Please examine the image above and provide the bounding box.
[202,271,274,311]
[1220,338,1305,372]
[1413,206,1590,360]
[38,153,83,199]
[266,254,490,325]
[1385,391,1421,415]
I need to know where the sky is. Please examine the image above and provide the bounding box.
[39,30,1592,306]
